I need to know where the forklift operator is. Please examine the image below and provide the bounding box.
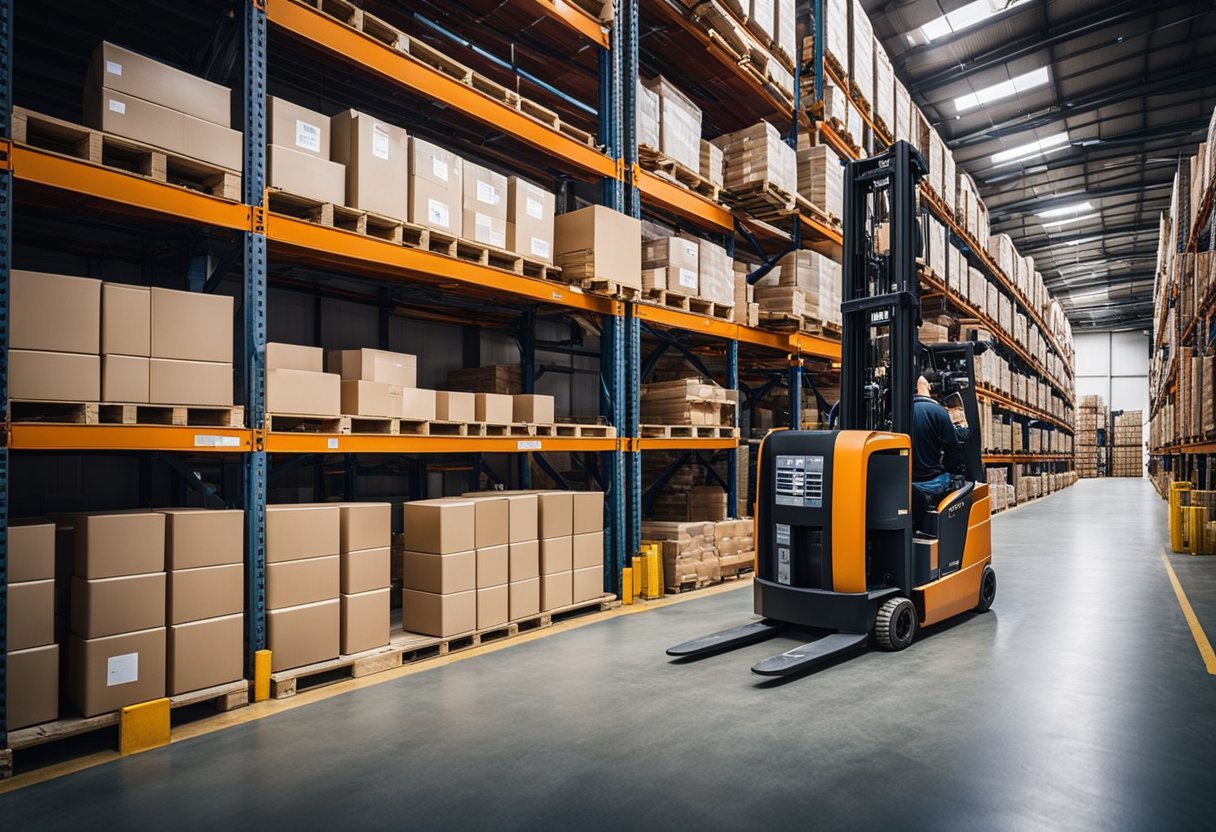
[912,375,969,513]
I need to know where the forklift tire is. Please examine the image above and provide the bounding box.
[874,597,917,651]
[975,565,996,612]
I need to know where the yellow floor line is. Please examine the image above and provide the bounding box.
[1159,548,1216,676]
[0,578,751,794]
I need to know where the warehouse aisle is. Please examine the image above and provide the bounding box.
[3,479,1215,829]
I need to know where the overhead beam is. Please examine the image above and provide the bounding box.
[988,180,1174,220]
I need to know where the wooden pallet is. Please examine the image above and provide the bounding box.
[304,0,407,50]
[721,563,755,581]
[270,642,405,699]
[96,403,246,428]
[579,278,642,301]
[685,296,734,321]
[553,423,616,438]
[266,412,348,434]
[757,313,843,338]
[849,84,872,116]
[725,180,798,221]
[12,107,242,200]
[641,423,738,439]
[7,400,100,424]
[638,145,723,202]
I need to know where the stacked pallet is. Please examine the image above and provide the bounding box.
[639,378,736,426]
[713,518,755,577]
[796,133,843,221]
[1111,411,1144,477]
[754,250,842,331]
[1075,395,1109,478]
[642,521,719,591]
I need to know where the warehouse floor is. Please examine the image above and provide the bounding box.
[3,478,1215,828]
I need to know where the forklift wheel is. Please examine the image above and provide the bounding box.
[975,565,997,612]
[874,597,917,651]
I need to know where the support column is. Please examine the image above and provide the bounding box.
[789,356,803,429]
[601,313,626,594]
[0,0,12,746]
[626,304,641,559]
[727,339,739,516]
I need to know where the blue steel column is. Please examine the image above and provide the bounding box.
[518,306,535,488]
[623,0,640,217]
[0,0,12,745]
[813,0,824,101]
[597,19,622,211]
[626,305,641,559]
[726,340,739,516]
[621,0,642,560]
[242,0,269,672]
[789,357,803,428]
[601,314,625,594]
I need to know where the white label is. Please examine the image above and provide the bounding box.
[428,199,450,228]
[526,197,544,219]
[327,438,339,449]
[295,120,321,153]
[682,241,698,257]
[531,237,550,258]
[477,180,500,205]
[679,268,698,289]
[371,124,390,160]
[105,60,123,76]
[108,99,126,115]
[431,157,449,181]
[107,652,139,686]
[517,440,542,450]
[194,434,240,448]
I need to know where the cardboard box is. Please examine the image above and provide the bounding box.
[9,522,56,583]
[506,176,555,262]
[267,554,340,609]
[10,270,100,354]
[71,572,166,639]
[436,391,476,422]
[573,492,603,534]
[642,237,700,296]
[8,579,54,650]
[402,499,476,554]
[167,613,243,695]
[341,546,390,594]
[102,354,149,403]
[401,388,437,421]
[508,540,539,581]
[513,394,555,425]
[538,492,574,538]
[341,587,391,654]
[149,359,233,407]
[540,571,572,610]
[267,342,323,372]
[540,536,573,575]
[572,531,604,570]
[341,380,402,418]
[266,504,340,563]
[85,89,242,169]
[402,588,475,637]
[573,566,602,603]
[477,584,508,630]
[327,348,417,387]
[338,502,391,553]
[267,599,339,672]
[269,96,330,159]
[89,42,231,127]
[401,550,476,594]
[509,578,540,621]
[506,494,539,542]
[409,137,463,236]
[462,161,508,247]
[7,644,59,729]
[331,109,409,219]
[68,626,166,717]
[476,393,513,423]
[159,508,243,570]
[101,282,150,356]
[9,350,100,401]
[73,512,166,578]
[269,143,346,205]
[266,369,340,416]
[476,545,509,588]
[150,287,232,363]
[167,563,242,625]
[554,205,642,289]
[470,497,510,549]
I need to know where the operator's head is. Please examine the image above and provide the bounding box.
[917,375,932,397]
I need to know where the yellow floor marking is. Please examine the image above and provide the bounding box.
[1160,549,1216,675]
[0,578,751,794]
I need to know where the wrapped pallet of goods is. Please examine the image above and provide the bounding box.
[773,0,797,71]
[715,120,797,200]
[848,0,874,111]
[645,76,702,174]
[694,237,736,311]
[636,79,660,152]
[755,250,842,331]
[894,79,911,145]
[797,133,844,221]
[639,378,737,427]
[872,39,895,140]
[823,0,850,79]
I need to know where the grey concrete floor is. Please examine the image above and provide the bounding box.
[3,478,1216,830]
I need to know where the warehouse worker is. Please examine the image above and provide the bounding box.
[912,374,968,529]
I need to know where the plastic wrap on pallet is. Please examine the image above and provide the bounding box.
[849,0,874,107]
[716,121,796,195]
[637,79,660,151]
[824,0,850,76]
[700,139,724,188]
[872,38,894,134]
[846,101,863,150]
[748,0,775,41]
[646,76,702,174]
[770,251,842,327]
[942,147,956,215]
[774,0,796,69]
[823,76,848,126]
[696,238,735,307]
[927,128,944,198]
[894,79,910,144]
[797,139,843,221]
[928,215,947,278]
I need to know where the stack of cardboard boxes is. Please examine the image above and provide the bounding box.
[797,135,844,220]
[10,270,101,403]
[6,523,58,730]
[269,97,347,206]
[463,161,508,249]
[149,287,234,406]
[715,121,797,197]
[338,504,392,654]
[643,236,701,300]
[401,499,479,637]
[639,378,736,426]
[554,205,643,290]
[643,76,702,173]
[266,505,341,672]
[1075,395,1108,478]
[409,137,465,238]
[332,108,409,220]
[507,176,557,263]
[755,250,842,329]
[266,343,342,417]
[331,346,432,421]
[1111,411,1145,478]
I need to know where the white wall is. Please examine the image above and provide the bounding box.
[1074,330,1150,473]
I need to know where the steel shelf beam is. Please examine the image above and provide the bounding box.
[6,425,253,452]
[519,0,611,49]
[263,434,619,454]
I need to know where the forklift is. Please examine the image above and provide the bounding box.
[667,140,996,676]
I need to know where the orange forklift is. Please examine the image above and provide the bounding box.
[667,141,996,675]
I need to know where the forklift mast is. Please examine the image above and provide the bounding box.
[839,140,928,436]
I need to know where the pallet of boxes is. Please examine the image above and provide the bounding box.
[752,249,842,335]
[640,378,737,437]
[641,515,754,593]
[641,234,735,320]
[1111,411,1144,477]
[1074,395,1108,478]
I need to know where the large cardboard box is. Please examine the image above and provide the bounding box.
[11,270,101,354]
[167,563,242,625]
[9,350,100,401]
[269,143,346,205]
[341,380,402,418]
[513,394,555,425]
[540,571,572,610]
[267,342,323,372]
[409,137,464,236]
[7,644,59,729]
[572,531,604,570]
[269,96,330,159]
[89,42,231,127]
[506,494,539,542]
[8,579,54,651]
[73,512,165,578]
[85,89,241,169]
[573,492,603,534]
[101,283,149,355]
[477,584,509,630]
[573,566,602,603]
[402,588,475,637]
[506,176,555,263]
[401,550,476,594]
[68,626,166,717]
[509,578,540,621]
[160,509,243,569]
[149,359,233,407]
[436,391,475,422]
[402,499,476,554]
[471,497,509,549]
[266,369,340,416]
[71,573,166,639]
[267,554,340,609]
[328,348,416,387]
[537,491,574,538]
[476,393,514,423]
[167,613,243,695]
[508,540,539,581]
[338,503,392,552]
[266,504,340,563]
[401,388,437,421]
[463,161,508,247]
[476,545,509,588]
[539,537,573,575]
[102,354,149,403]
[331,109,409,219]
[9,522,55,582]
[150,287,232,363]
[341,546,390,594]
[554,206,642,289]
[267,599,340,672]
[642,237,699,297]
[341,587,391,654]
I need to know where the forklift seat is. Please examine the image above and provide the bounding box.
[931,482,974,576]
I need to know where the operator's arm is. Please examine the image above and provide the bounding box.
[933,406,962,446]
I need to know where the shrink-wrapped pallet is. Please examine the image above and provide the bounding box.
[645,76,702,173]
[774,0,797,70]
[849,0,873,107]
[715,121,796,195]
[894,79,910,144]
[637,79,660,151]
[873,39,894,135]
[824,0,849,76]
[695,238,735,307]
[797,138,844,220]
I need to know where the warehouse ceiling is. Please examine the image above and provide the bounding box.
[865,0,1216,330]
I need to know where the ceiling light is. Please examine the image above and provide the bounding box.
[1038,201,1094,218]
[954,66,1050,112]
[1043,212,1100,229]
[910,0,1033,45]
[991,132,1070,164]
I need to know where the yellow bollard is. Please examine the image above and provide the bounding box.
[621,567,634,605]
[119,698,170,756]
[631,556,643,597]
[641,542,663,599]
[1170,481,1192,553]
[254,649,272,702]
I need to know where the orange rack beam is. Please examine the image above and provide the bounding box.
[523,0,611,49]
[262,433,618,454]
[7,424,253,452]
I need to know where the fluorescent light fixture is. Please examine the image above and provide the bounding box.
[911,0,1032,44]
[954,66,1050,112]
[1043,212,1100,229]
[1038,201,1094,219]
[991,132,1070,164]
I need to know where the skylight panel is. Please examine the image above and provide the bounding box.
[954,66,1050,112]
